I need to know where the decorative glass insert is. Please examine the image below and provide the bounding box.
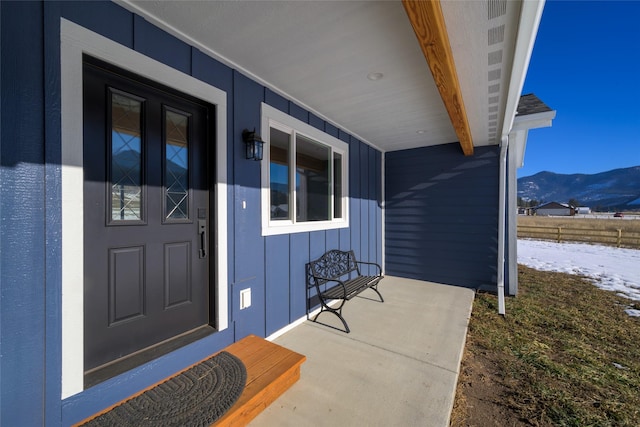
[270,127,291,220]
[164,109,190,220]
[296,134,330,222]
[110,91,143,221]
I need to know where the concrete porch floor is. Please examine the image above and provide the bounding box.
[249,276,475,427]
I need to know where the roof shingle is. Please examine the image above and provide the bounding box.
[517,93,553,116]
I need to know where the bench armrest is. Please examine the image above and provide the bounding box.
[354,260,382,276]
[310,276,348,299]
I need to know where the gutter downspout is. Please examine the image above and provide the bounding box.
[495,0,546,315]
[497,136,508,315]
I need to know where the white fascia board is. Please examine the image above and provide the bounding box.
[512,110,557,131]
[510,109,556,168]
[501,0,546,139]
[510,129,529,169]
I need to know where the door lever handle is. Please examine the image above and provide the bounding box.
[198,219,207,259]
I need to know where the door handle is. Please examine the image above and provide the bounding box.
[198,219,207,259]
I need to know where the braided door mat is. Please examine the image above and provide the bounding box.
[80,351,247,427]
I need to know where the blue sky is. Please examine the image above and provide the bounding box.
[519,0,640,178]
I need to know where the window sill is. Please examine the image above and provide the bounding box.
[262,219,349,236]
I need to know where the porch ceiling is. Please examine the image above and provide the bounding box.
[119,0,523,154]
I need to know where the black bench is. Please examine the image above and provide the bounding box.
[307,249,384,333]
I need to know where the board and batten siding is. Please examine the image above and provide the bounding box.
[0,2,383,425]
[385,144,500,290]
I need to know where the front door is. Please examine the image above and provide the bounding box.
[83,57,213,373]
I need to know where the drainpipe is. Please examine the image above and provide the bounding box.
[496,136,508,315]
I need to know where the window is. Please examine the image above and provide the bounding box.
[261,103,348,235]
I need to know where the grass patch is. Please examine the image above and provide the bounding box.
[458,265,640,426]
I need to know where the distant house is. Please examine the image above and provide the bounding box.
[576,206,591,214]
[535,202,576,216]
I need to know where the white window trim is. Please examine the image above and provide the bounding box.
[260,103,349,236]
[60,18,228,399]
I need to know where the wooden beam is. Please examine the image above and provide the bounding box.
[402,0,474,156]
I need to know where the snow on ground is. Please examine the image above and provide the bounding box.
[518,239,640,317]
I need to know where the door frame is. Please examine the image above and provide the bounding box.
[61,18,228,399]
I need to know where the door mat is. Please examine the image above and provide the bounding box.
[81,351,247,426]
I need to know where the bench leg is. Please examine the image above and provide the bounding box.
[370,285,384,303]
[312,303,351,333]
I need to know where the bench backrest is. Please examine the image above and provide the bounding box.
[307,249,359,287]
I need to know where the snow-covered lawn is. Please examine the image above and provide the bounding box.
[518,239,640,316]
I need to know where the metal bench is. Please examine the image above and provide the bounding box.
[307,249,384,333]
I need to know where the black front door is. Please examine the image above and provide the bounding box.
[83,57,213,372]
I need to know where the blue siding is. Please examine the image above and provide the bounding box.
[309,231,327,262]
[265,88,288,113]
[349,137,362,260]
[61,1,134,47]
[376,150,383,267]
[232,72,266,340]
[133,15,191,75]
[339,227,351,252]
[192,49,234,93]
[0,1,384,424]
[360,142,369,266]
[326,229,340,251]
[44,2,64,422]
[265,235,290,335]
[368,151,378,274]
[385,144,499,289]
[325,122,339,138]
[289,233,310,321]
[309,231,327,295]
[504,153,514,295]
[309,113,325,132]
[1,3,47,426]
[289,102,308,123]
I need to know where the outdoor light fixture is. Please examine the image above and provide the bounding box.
[242,128,264,161]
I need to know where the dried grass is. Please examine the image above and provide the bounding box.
[453,265,640,426]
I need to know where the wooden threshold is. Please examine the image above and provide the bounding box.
[76,334,305,427]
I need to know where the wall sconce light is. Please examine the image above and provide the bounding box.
[242,128,264,161]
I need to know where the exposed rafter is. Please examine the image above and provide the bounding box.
[402,0,474,156]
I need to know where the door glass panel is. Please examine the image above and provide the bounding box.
[296,134,330,222]
[165,109,190,220]
[110,91,143,221]
[270,127,290,220]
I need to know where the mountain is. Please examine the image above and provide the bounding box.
[517,166,640,211]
